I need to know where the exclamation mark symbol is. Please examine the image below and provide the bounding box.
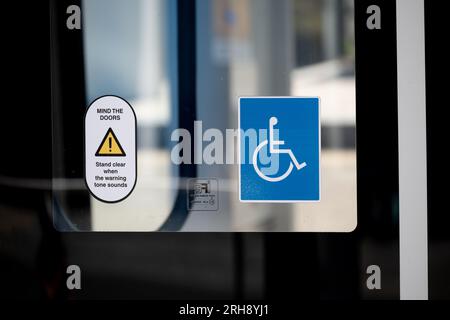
[109,136,112,153]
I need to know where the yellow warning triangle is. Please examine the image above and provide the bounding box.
[95,128,126,157]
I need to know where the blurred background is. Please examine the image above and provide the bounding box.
[5,0,441,300]
[51,0,356,232]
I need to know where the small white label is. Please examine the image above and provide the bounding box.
[85,96,137,203]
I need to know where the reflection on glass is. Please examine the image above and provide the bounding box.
[57,0,356,232]
[190,0,356,231]
[83,0,176,231]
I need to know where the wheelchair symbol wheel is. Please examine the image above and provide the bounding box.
[252,140,294,182]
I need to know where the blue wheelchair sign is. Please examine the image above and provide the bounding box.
[239,97,320,202]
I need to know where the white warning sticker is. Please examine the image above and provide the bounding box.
[85,96,137,203]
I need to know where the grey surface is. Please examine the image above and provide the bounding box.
[397,0,428,300]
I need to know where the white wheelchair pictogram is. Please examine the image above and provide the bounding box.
[253,117,307,182]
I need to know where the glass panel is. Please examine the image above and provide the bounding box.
[183,0,356,231]
[52,0,356,232]
[52,0,178,231]
[83,0,176,231]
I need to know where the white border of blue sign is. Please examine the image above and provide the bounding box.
[238,96,321,203]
